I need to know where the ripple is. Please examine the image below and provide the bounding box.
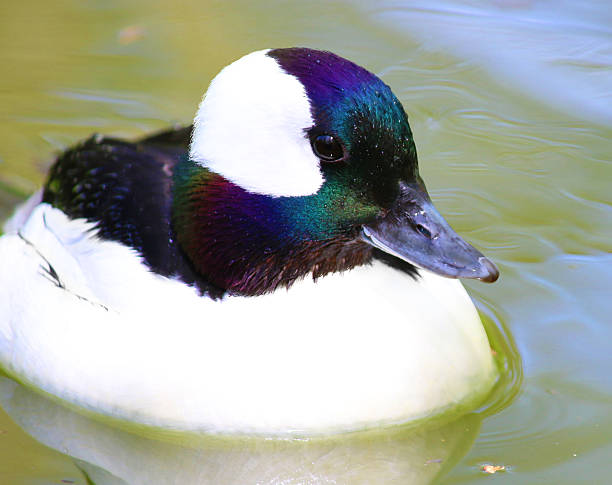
[477,385,569,449]
[471,298,523,418]
[360,0,612,126]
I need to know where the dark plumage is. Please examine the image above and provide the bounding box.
[43,127,224,298]
[41,47,496,300]
[42,126,417,297]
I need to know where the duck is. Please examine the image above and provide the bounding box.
[0,48,499,436]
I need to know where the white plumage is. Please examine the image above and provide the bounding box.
[190,49,323,197]
[0,201,496,435]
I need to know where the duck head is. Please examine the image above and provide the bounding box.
[173,48,498,295]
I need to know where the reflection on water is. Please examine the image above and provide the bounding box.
[358,0,612,126]
[0,377,485,485]
[0,0,611,483]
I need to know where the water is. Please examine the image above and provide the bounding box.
[0,0,610,483]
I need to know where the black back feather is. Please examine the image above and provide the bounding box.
[42,124,417,298]
[42,126,224,298]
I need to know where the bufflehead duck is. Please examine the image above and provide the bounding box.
[0,48,498,436]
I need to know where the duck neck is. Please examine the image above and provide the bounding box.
[172,158,372,296]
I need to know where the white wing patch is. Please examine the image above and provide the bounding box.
[190,49,323,197]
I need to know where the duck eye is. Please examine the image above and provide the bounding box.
[311,134,344,162]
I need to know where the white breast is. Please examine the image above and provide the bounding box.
[0,203,496,436]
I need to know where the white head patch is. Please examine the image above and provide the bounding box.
[190,50,323,197]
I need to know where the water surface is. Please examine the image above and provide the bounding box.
[0,0,610,483]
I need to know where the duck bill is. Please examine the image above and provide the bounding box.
[361,181,499,282]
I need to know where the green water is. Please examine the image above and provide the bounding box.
[0,0,610,483]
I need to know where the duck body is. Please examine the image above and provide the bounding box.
[0,48,498,436]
